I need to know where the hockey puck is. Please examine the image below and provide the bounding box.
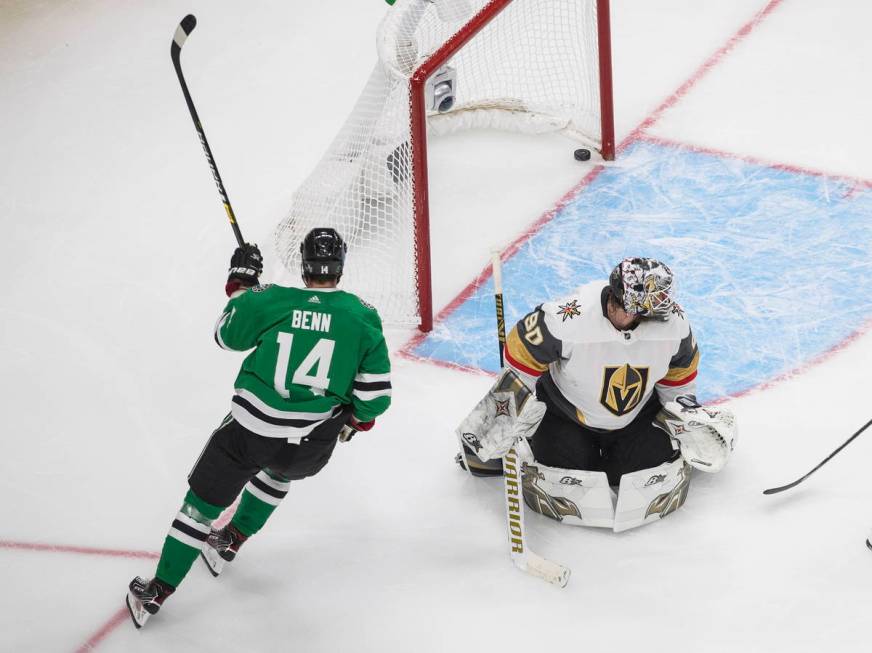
[574,148,591,161]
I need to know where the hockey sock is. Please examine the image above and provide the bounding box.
[230,470,291,538]
[155,489,223,587]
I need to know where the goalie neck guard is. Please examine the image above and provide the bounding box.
[608,257,675,319]
[300,228,347,280]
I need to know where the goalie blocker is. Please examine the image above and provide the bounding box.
[455,368,539,477]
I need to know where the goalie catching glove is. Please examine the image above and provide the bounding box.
[654,396,737,473]
[455,369,545,463]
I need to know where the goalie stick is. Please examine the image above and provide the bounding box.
[171,14,245,247]
[493,250,506,365]
[492,251,570,588]
[763,416,872,495]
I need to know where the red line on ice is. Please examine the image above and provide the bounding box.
[74,607,129,653]
[710,316,872,405]
[0,539,158,559]
[398,350,495,376]
[624,0,786,147]
[0,541,157,650]
[638,133,872,191]
[0,451,240,651]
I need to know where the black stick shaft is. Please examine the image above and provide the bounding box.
[492,252,506,367]
[170,15,245,247]
[763,416,872,495]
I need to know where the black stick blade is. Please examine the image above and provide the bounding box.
[762,417,872,496]
[171,15,197,57]
[762,483,798,495]
[180,14,197,34]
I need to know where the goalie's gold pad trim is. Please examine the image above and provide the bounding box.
[494,368,534,415]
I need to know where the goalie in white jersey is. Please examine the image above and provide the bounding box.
[456,258,736,531]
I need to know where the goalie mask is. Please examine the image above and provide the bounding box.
[609,257,675,319]
[300,228,347,280]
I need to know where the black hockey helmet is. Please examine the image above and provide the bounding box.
[300,227,347,280]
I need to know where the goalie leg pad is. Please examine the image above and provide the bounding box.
[455,444,503,477]
[520,456,615,529]
[613,457,691,533]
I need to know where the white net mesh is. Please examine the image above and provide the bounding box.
[275,0,605,326]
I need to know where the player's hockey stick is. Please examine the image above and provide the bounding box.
[763,416,872,495]
[492,252,570,587]
[171,14,245,247]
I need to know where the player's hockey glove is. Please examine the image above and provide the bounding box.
[226,243,263,296]
[653,395,737,473]
[339,416,375,442]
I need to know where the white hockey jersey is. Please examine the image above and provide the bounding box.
[504,281,699,431]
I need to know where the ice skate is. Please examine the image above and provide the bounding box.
[201,523,248,577]
[126,576,175,629]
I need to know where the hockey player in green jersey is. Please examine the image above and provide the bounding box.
[126,228,391,628]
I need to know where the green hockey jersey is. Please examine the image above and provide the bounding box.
[214,284,391,441]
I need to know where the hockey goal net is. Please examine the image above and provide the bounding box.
[275,0,614,331]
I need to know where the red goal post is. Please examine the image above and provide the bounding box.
[275,0,615,332]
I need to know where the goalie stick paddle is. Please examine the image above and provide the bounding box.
[492,252,570,588]
[502,445,570,588]
[763,416,872,495]
[171,14,245,247]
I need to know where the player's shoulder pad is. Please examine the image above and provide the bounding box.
[347,293,383,328]
[662,302,691,335]
[230,283,275,305]
[357,295,378,312]
[642,303,692,345]
[545,296,583,324]
[540,283,600,334]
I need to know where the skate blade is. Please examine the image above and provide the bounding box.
[126,592,150,629]
[200,548,225,577]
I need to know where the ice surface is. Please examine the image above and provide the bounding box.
[1,1,871,652]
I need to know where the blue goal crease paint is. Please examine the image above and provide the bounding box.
[413,141,872,402]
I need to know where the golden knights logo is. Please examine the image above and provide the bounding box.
[600,364,649,416]
[555,299,581,321]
